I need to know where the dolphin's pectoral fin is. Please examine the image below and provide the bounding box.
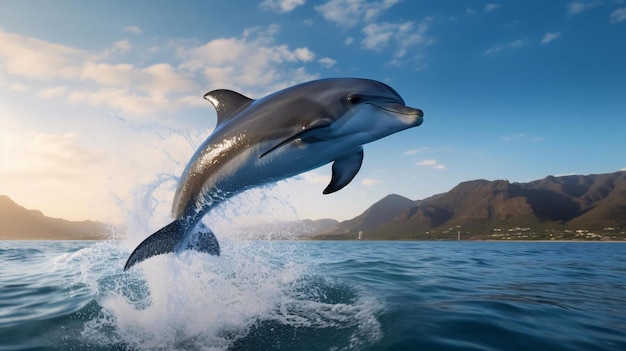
[185,225,220,256]
[123,219,186,271]
[204,89,254,126]
[323,147,364,194]
[259,118,334,158]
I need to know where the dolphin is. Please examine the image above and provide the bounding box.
[123,78,423,270]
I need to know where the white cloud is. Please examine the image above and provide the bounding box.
[80,62,134,86]
[484,44,504,55]
[416,159,445,170]
[0,29,200,117]
[68,88,172,116]
[142,63,198,95]
[242,24,280,43]
[319,57,337,68]
[417,160,436,166]
[39,86,68,99]
[507,39,525,49]
[485,4,500,12]
[620,167,626,171]
[345,37,354,45]
[362,22,395,49]
[0,30,85,80]
[261,0,306,13]
[179,26,319,96]
[404,147,429,155]
[71,62,199,115]
[501,133,526,141]
[540,32,562,44]
[123,25,142,35]
[483,39,526,55]
[81,62,197,96]
[566,1,601,16]
[361,178,381,186]
[1,26,321,117]
[361,19,432,64]
[294,47,315,61]
[501,133,543,142]
[610,8,626,23]
[111,39,131,53]
[316,0,400,27]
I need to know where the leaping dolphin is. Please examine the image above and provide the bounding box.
[124,78,424,270]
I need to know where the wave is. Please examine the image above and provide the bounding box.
[35,240,381,351]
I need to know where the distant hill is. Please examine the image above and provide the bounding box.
[0,195,108,240]
[4,170,625,241]
[325,194,415,239]
[315,171,626,241]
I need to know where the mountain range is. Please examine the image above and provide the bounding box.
[0,195,107,240]
[2,171,625,241]
[314,171,626,241]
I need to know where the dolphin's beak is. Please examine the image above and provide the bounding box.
[369,102,424,126]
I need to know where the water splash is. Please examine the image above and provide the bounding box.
[65,177,383,350]
[72,241,381,350]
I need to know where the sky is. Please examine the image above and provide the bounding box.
[1,0,625,226]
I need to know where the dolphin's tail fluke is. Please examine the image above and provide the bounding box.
[123,219,220,271]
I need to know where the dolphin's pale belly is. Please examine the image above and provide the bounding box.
[187,137,358,226]
[200,140,336,205]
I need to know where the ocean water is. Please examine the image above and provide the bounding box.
[1,240,625,351]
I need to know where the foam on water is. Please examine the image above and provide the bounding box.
[67,241,382,350]
[54,180,383,350]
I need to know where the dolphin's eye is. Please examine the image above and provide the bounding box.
[347,95,362,104]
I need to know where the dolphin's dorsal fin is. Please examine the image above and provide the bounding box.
[204,89,254,126]
[323,147,364,194]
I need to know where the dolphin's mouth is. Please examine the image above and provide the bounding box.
[368,102,424,125]
[368,102,423,117]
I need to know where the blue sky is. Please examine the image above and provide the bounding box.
[1,0,625,225]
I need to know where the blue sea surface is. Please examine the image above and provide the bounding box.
[0,240,625,350]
